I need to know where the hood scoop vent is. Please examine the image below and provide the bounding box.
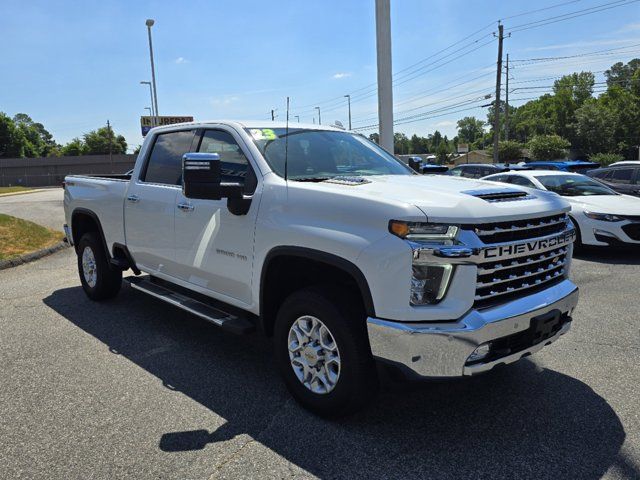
[324,176,371,186]
[463,188,534,203]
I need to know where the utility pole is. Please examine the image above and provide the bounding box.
[505,53,510,142]
[375,0,394,153]
[271,109,275,121]
[493,22,504,163]
[145,19,159,127]
[315,106,321,125]
[295,115,300,123]
[344,94,352,130]
[107,120,113,173]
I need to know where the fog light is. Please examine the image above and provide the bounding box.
[467,342,492,363]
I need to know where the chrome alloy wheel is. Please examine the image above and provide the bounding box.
[81,246,97,288]
[288,315,341,394]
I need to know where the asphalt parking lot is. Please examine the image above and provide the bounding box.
[1,191,639,479]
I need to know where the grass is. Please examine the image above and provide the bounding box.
[0,214,64,261]
[0,186,33,195]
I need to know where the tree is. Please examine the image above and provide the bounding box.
[393,132,410,155]
[605,59,640,89]
[488,141,524,162]
[0,113,27,157]
[410,134,427,154]
[12,113,59,157]
[83,127,127,155]
[456,116,484,143]
[589,152,624,167]
[61,138,86,156]
[528,135,570,160]
[368,133,379,144]
[435,141,450,164]
[574,99,616,156]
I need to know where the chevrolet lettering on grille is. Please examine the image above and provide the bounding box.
[483,230,576,260]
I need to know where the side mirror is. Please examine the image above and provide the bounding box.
[182,152,243,201]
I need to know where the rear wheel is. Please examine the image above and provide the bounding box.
[77,232,122,301]
[274,286,378,417]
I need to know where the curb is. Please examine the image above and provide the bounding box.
[0,189,49,198]
[0,241,70,270]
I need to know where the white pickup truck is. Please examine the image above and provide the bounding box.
[64,121,579,416]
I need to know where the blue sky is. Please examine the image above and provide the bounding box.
[1,0,639,152]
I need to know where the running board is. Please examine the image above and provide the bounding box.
[124,277,255,335]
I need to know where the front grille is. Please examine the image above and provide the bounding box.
[474,246,569,310]
[465,213,567,244]
[622,223,640,240]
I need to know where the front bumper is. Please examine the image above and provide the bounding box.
[367,279,578,378]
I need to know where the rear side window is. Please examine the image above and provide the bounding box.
[198,130,250,184]
[509,175,536,188]
[142,130,195,185]
[610,168,634,184]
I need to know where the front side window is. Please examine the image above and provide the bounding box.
[449,167,463,177]
[142,130,195,185]
[246,128,411,179]
[198,130,250,184]
[610,168,634,184]
[536,174,618,196]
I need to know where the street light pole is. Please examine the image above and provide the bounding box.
[146,19,159,127]
[315,106,321,125]
[140,81,155,120]
[344,94,352,130]
[295,115,300,123]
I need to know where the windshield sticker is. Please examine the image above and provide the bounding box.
[249,128,278,141]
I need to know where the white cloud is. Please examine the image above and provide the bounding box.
[617,22,640,33]
[175,57,189,64]
[332,72,352,79]
[210,96,239,106]
[435,120,456,128]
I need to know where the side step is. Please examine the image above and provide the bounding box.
[124,276,255,335]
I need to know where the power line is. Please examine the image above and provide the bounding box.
[501,0,584,20]
[508,0,640,33]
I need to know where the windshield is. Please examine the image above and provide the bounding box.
[245,128,412,180]
[536,174,618,196]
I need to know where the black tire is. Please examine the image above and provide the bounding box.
[77,232,122,301]
[569,216,583,251]
[274,285,379,417]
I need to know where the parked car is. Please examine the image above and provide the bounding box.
[525,160,599,173]
[447,163,529,179]
[405,156,448,174]
[64,121,579,416]
[609,160,640,167]
[483,170,640,247]
[587,164,640,197]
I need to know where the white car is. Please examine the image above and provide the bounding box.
[483,170,640,247]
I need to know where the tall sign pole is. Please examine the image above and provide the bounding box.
[146,19,159,127]
[375,0,394,153]
[505,53,510,142]
[493,22,504,162]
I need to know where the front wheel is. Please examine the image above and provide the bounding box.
[77,232,122,301]
[274,286,378,417]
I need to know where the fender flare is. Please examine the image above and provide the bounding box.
[71,208,111,259]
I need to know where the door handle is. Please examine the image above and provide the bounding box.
[127,194,140,203]
[177,202,194,212]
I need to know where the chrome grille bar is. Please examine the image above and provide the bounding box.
[478,247,568,275]
[474,217,567,237]
[477,257,566,289]
[475,268,565,302]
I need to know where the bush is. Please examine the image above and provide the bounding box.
[488,140,524,162]
[528,135,570,160]
[588,152,624,167]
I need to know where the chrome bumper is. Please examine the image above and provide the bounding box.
[367,279,578,378]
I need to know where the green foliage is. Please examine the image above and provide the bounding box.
[589,153,624,167]
[574,99,616,156]
[0,113,26,157]
[83,127,127,155]
[487,141,524,162]
[605,59,640,89]
[528,135,570,160]
[61,138,86,156]
[456,116,485,143]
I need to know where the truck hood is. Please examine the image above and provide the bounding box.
[309,175,570,223]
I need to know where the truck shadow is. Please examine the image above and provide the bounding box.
[43,284,631,480]
[574,246,640,265]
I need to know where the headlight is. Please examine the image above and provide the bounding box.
[411,264,454,305]
[584,211,624,222]
[389,220,458,244]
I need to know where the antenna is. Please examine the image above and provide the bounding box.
[284,96,290,181]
